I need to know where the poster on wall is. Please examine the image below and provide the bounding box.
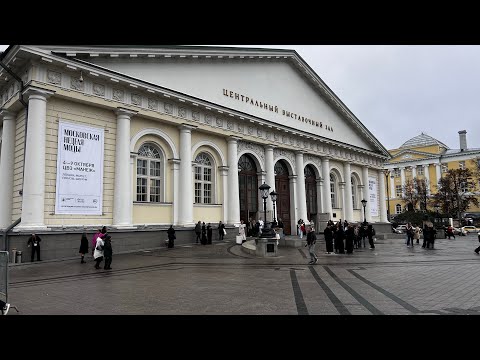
[368,176,378,217]
[55,121,104,215]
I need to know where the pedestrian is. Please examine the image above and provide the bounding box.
[360,222,368,248]
[201,222,207,245]
[306,225,318,264]
[422,223,429,248]
[334,222,345,254]
[207,223,213,244]
[27,233,42,262]
[218,221,225,241]
[239,220,246,242]
[79,231,89,263]
[103,234,113,270]
[474,232,480,254]
[92,228,102,256]
[195,221,201,244]
[447,225,455,239]
[414,225,421,244]
[324,223,334,254]
[367,224,375,249]
[93,234,105,269]
[167,225,176,248]
[353,224,360,249]
[345,224,355,254]
[406,222,414,247]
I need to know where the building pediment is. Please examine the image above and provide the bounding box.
[388,149,439,163]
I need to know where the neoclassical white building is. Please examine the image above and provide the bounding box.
[0,45,390,240]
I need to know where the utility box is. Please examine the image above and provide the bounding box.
[15,251,22,264]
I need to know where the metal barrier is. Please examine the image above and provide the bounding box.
[0,251,19,315]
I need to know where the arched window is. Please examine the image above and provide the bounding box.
[136,143,162,202]
[194,152,214,204]
[395,204,402,214]
[351,176,357,209]
[330,174,336,209]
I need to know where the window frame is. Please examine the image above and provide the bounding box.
[194,152,215,204]
[136,143,163,203]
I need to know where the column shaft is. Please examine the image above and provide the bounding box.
[343,162,353,222]
[227,137,240,225]
[178,126,194,226]
[295,152,308,223]
[362,166,371,223]
[379,169,388,222]
[321,158,332,219]
[0,111,16,228]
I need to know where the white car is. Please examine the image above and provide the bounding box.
[393,225,407,234]
[461,226,480,234]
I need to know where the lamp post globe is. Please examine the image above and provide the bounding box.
[361,199,367,224]
[270,189,278,227]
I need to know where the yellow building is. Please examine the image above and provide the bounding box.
[383,130,480,219]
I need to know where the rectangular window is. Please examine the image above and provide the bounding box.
[442,164,448,173]
[195,183,202,203]
[416,166,424,176]
[395,185,402,198]
[203,183,211,204]
[459,161,465,170]
[150,161,161,177]
[136,178,147,202]
[137,159,147,176]
[149,179,161,203]
[394,169,400,177]
[195,167,201,181]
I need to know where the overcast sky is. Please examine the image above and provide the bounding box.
[1,44,478,151]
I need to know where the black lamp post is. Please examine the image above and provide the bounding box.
[383,169,391,222]
[259,183,275,238]
[361,199,367,224]
[434,204,440,228]
[270,189,278,227]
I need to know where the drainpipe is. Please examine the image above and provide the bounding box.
[0,52,29,196]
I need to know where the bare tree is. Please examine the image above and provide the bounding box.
[401,178,419,210]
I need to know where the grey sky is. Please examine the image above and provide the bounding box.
[2,44,478,152]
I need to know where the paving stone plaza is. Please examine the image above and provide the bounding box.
[6,232,480,315]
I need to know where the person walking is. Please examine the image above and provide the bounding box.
[167,225,176,248]
[103,234,113,270]
[27,233,42,262]
[218,221,225,241]
[239,220,246,242]
[406,222,414,247]
[414,225,421,244]
[345,224,355,254]
[334,222,345,254]
[207,223,213,244]
[447,225,455,240]
[195,221,202,244]
[93,235,105,269]
[79,231,89,263]
[306,225,318,264]
[367,224,376,250]
[91,228,102,256]
[201,222,207,245]
[324,223,334,254]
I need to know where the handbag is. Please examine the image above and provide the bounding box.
[223,228,227,235]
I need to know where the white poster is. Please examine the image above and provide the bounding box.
[55,121,104,215]
[368,176,378,217]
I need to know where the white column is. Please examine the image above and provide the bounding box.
[289,175,298,233]
[170,159,181,225]
[265,145,275,213]
[0,110,16,229]
[113,108,136,228]
[400,167,406,197]
[227,136,241,225]
[219,166,229,223]
[316,179,323,214]
[379,169,388,222]
[321,157,332,219]
[423,164,430,195]
[178,125,195,226]
[18,88,54,230]
[129,156,135,225]
[411,165,417,179]
[339,182,346,220]
[362,166,371,223]
[343,162,353,222]
[295,151,308,223]
[434,163,442,188]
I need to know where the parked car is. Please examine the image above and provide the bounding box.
[393,225,407,234]
[450,227,467,236]
[461,226,480,234]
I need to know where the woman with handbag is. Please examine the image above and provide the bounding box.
[167,225,176,248]
[93,235,105,269]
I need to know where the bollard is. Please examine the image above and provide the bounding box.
[11,249,17,264]
[15,250,22,264]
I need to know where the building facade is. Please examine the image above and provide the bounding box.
[383,131,480,218]
[0,46,390,258]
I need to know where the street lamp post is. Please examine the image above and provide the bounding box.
[383,169,391,222]
[434,204,440,229]
[270,189,278,227]
[361,199,367,224]
[259,183,275,238]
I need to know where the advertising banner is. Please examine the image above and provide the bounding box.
[368,176,378,217]
[55,121,104,215]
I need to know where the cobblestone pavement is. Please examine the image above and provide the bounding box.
[6,233,480,315]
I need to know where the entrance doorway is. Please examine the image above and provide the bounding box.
[274,160,291,235]
[305,165,317,224]
[238,154,258,232]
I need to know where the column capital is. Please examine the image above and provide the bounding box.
[339,182,346,188]
[433,163,441,167]
[115,107,138,117]
[322,156,332,162]
[358,184,365,189]
[295,150,306,155]
[316,178,323,184]
[22,85,55,100]
[228,135,242,143]
[289,175,298,180]
[423,164,430,168]
[179,123,197,132]
[168,158,181,165]
[0,109,16,121]
[218,165,229,175]
[264,144,276,150]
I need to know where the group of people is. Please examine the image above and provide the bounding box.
[323,220,376,255]
[402,222,437,249]
[194,221,226,245]
[79,226,114,270]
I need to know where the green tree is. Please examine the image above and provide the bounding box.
[433,168,479,220]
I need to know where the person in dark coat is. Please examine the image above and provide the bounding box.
[218,221,225,241]
[27,233,42,262]
[103,234,113,270]
[422,223,429,248]
[367,224,375,249]
[345,225,355,254]
[207,223,213,244]
[195,221,201,244]
[167,225,176,248]
[201,222,207,245]
[324,224,334,254]
[79,232,89,263]
[334,223,345,254]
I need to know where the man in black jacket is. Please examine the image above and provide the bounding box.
[306,226,318,264]
[27,233,42,262]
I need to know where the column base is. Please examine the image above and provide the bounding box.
[112,225,137,230]
[13,224,50,232]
